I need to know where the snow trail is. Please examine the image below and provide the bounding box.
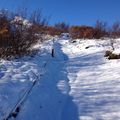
[16,42,79,120]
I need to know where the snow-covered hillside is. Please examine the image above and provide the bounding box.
[0,38,120,120]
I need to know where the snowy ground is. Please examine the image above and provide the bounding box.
[0,38,120,120]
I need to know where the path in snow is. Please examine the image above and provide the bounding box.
[17,42,79,120]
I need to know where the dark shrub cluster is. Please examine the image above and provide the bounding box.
[68,20,120,39]
[69,26,94,39]
[69,20,109,39]
[42,22,69,36]
[104,50,113,57]
[0,9,46,59]
[54,22,69,35]
[45,26,60,36]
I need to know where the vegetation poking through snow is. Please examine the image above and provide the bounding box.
[105,50,120,60]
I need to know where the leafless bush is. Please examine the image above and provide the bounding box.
[69,26,94,39]
[30,9,48,26]
[54,22,69,35]
[110,21,120,38]
[0,9,46,59]
[93,20,108,39]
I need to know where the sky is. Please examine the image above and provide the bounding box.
[0,0,120,26]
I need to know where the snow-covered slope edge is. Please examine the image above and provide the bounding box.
[0,40,54,119]
[1,38,120,120]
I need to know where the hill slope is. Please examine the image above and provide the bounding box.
[1,38,120,120]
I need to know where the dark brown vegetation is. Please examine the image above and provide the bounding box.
[0,9,46,59]
[110,21,120,38]
[69,20,109,39]
[104,50,120,60]
[93,20,108,39]
[69,20,120,39]
[1,8,120,59]
[69,26,94,39]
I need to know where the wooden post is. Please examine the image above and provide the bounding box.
[52,48,54,57]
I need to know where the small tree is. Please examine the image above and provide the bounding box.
[94,20,108,39]
[30,9,48,26]
[54,22,69,35]
[111,21,120,38]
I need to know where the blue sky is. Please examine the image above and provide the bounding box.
[0,0,120,26]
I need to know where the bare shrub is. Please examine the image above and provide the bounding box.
[54,22,69,35]
[69,26,94,39]
[93,20,108,39]
[0,9,46,59]
[110,21,120,38]
[45,26,58,36]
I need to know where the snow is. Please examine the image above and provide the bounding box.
[11,16,32,28]
[23,19,32,27]
[112,49,120,54]
[0,38,120,120]
[60,33,70,39]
